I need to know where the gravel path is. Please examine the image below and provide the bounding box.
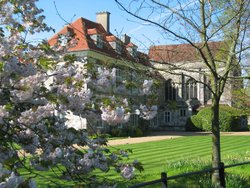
[107,131,250,146]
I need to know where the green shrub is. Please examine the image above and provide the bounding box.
[190,105,247,132]
[110,126,145,137]
[186,115,203,131]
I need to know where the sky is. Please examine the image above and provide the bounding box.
[36,0,165,52]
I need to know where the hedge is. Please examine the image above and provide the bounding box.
[186,105,248,132]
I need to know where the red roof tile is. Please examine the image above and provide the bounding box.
[148,42,224,63]
[105,35,118,42]
[127,42,138,48]
[48,17,149,65]
[87,28,99,35]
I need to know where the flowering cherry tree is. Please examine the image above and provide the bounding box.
[0,0,158,187]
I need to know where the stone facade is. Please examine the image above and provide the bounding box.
[148,43,242,131]
[49,12,242,132]
[48,12,155,132]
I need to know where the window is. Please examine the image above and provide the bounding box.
[131,72,139,94]
[96,35,103,48]
[96,120,104,128]
[90,34,103,48]
[204,76,211,103]
[115,68,123,87]
[180,109,186,117]
[186,79,197,100]
[115,69,128,93]
[116,42,122,54]
[132,47,137,57]
[129,114,138,127]
[165,79,177,101]
[127,46,137,57]
[164,111,171,123]
[117,123,123,129]
[109,41,122,54]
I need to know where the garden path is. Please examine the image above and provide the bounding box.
[107,131,250,146]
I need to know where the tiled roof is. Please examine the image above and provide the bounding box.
[105,35,117,42]
[87,28,99,35]
[126,42,138,48]
[148,42,224,63]
[48,17,149,65]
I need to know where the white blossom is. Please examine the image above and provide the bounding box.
[95,67,116,89]
[54,147,63,158]
[120,165,135,179]
[137,105,158,120]
[0,1,149,186]
[101,106,130,125]
[141,80,154,95]
[0,106,9,124]
[18,103,55,126]
[0,172,24,188]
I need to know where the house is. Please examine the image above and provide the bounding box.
[48,12,243,133]
[148,42,242,131]
[48,12,159,133]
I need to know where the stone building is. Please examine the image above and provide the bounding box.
[48,12,158,132]
[48,12,242,132]
[148,42,242,131]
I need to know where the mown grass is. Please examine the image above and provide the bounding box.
[22,135,250,187]
[105,135,250,187]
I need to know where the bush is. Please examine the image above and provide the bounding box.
[186,115,203,131]
[109,126,145,137]
[189,105,247,132]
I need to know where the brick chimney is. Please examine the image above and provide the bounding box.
[96,11,110,33]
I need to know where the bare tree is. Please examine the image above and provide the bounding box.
[115,0,250,185]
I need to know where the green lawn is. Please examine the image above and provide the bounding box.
[105,135,250,187]
[24,135,250,187]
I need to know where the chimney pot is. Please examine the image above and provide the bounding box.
[121,34,131,45]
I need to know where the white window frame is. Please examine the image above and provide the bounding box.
[164,111,171,123]
[180,109,186,117]
[96,120,104,128]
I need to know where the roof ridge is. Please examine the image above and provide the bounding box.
[150,41,222,48]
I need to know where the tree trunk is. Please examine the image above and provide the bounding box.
[211,94,221,186]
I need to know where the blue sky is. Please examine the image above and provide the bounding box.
[36,0,164,52]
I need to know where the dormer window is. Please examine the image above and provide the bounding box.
[107,35,122,54]
[116,41,122,54]
[96,35,103,48]
[89,32,103,49]
[110,41,122,54]
[127,43,138,57]
[131,47,137,57]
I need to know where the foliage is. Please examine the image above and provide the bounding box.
[115,0,250,184]
[110,127,144,137]
[233,88,250,115]
[186,115,203,131]
[0,1,159,187]
[190,105,248,131]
